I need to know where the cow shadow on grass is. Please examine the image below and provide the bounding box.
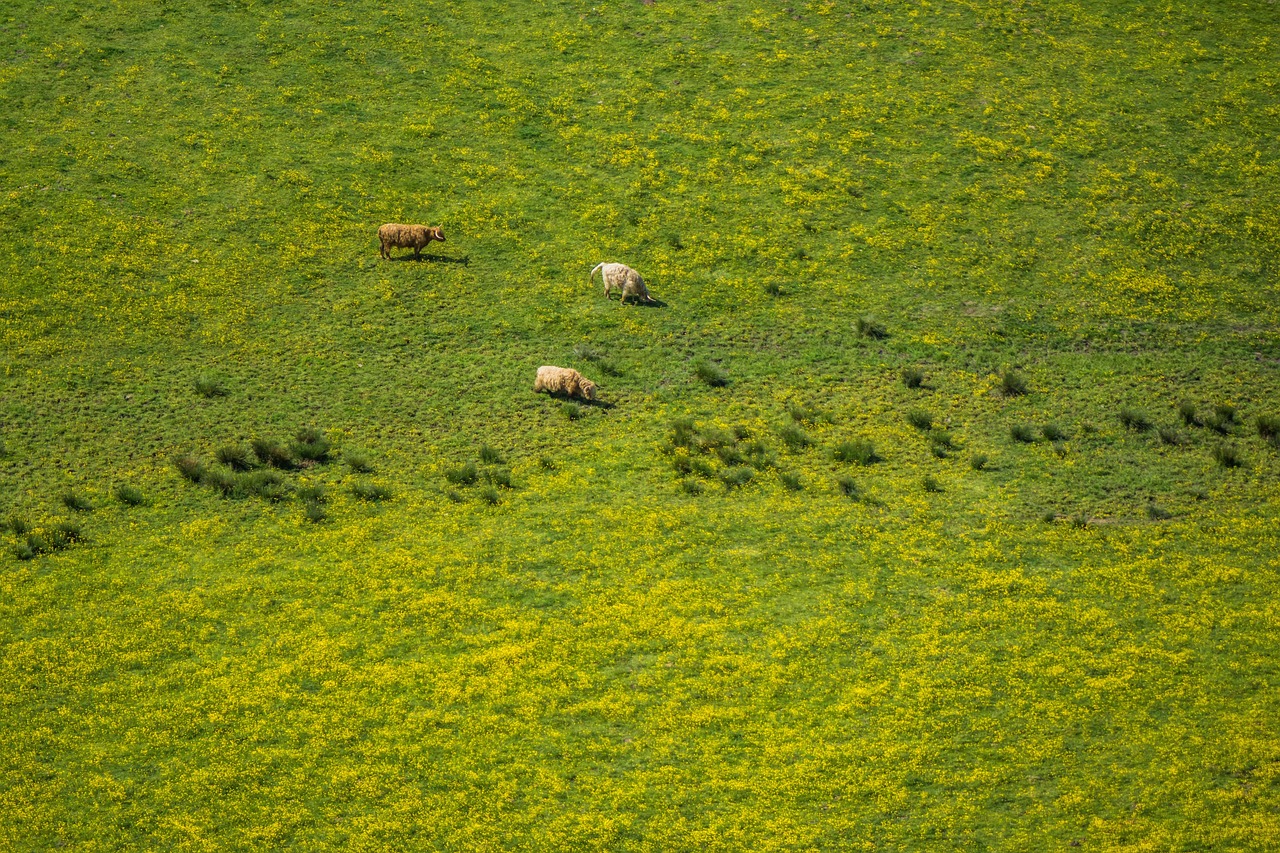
[606,296,669,309]
[391,254,470,265]
[545,394,616,412]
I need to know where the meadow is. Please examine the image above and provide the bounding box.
[1,0,1279,848]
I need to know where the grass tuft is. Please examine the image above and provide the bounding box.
[693,359,729,388]
[479,444,506,464]
[479,485,501,505]
[194,374,228,398]
[1010,424,1037,443]
[970,453,989,471]
[561,401,585,421]
[1119,408,1153,432]
[574,344,622,376]
[174,454,205,483]
[216,445,254,471]
[901,367,924,389]
[679,479,704,496]
[485,468,513,489]
[345,451,374,474]
[1000,370,1028,397]
[1257,414,1280,447]
[7,515,31,537]
[1211,443,1244,469]
[61,491,93,513]
[1178,400,1201,427]
[351,481,392,502]
[115,484,145,506]
[251,439,295,470]
[778,423,812,452]
[1158,427,1185,447]
[292,428,332,462]
[778,471,802,491]
[296,485,328,504]
[444,462,479,486]
[720,466,754,489]
[856,316,888,339]
[1147,503,1173,521]
[786,402,823,425]
[1041,423,1067,442]
[833,439,879,466]
[905,410,933,431]
[763,281,784,297]
[538,455,556,471]
[836,475,860,499]
[922,475,942,493]
[304,501,328,524]
[51,520,85,546]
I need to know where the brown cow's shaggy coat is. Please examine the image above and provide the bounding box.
[534,366,598,401]
[378,224,446,259]
[590,262,654,305]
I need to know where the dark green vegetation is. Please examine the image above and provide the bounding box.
[2,0,1279,848]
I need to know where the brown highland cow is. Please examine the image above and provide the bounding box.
[378,223,445,259]
[534,366,598,401]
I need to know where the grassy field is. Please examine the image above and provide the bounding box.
[2,0,1279,848]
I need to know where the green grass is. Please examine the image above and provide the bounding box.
[1,0,1279,848]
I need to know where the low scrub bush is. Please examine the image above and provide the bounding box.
[786,403,824,425]
[670,418,697,448]
[6,515,31,536]
[194,374,227,398]
[1001,370,1028,397]
[14,540,36,560]
[352,481,392,502]
[779,471,802,491]
[444,462,478,486]
[922,475,942,493]
[1041,423,1067,442]
[1069,513,1090,529]
[479,444,505,464]
[115,484,145,506]
[906,410,933,431]
[1158,427,1185,446]
[901,367,924,389]
[1146,503,1173,521]
[345,451,374,474]
[296,485,328,504]
[251,439,295,469]
[479,485,501,505]
[1178,401,1200,426]
[61,491,92,513]
[202,467,240,498]
[304,502,328,524]
[836,474,860,499]
[561,402,585,421]
[216,445,253,471]
[679,479,704,495]
[1256,414,1280,445]
[856,316,888,340]
[485,468,513,489]
[763,281,784,297]
[833,439,879,465]
[1214,403,1238,425]
[970,453,989,471]
[1212,444,1244,469]
[538,455,557,471]
[929,429,957,450]
[51,520,84,547]
[693,359,729,388]
[779,423,812,451]
[1119,408,1153,432]
[720,466,754,489]
[174,454,205,483]
[240,470,288,501]
[715,444,745,466]
[1010,424,1037,443]
[292,428,332,463]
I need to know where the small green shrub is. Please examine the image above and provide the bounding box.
[929,429,957,450]
[1119,408,1153,432]
[292,428,332,462]
[7,515,31,536]
[787,403,823,424]
[304,501,328,523]
[732,424,751,441]
[833,439,879,466]
[1158,427,1185,446]
[715,444,745,466]
[1257,414,1280,445]
[742,440,775,470]
[671,451,694,475]
[1214,403,1238,425]
[670,418,697,448]
[26,533,51,555]
[690,458,716,478]
[485,468,513,489]
[1147,503,1173,521]
[479,444,505,464]
[561,402,585,421]
[1068,513,1089,529]
[1010,424,1037,443]
[61,491,92,512]
[763,281,784,297]
[574,344,621,376]
[444,463,478,486]
[779,471,802,491]
[114,484,145,506]
[901,367,924,389]
[679,478,704,495]
[202,467,240,498]
[836,474,860,499]
[922,475,942,493]
[538,455,557,471]
[720,466,754,489]
[296,485,328,504]
[779,423,812,451]
[1212,444,1244,469]
[1001,370,1028,397]
[241,470,289,502]
[352,481,392,502]
[1041,423,1067,442]
[479,485,501,505]
[1041,510,1057,523]
[345,451,374,474]
[1190,488,1209,501]
[856,316,888,340]
[216,445,253,471]
[251,439,295,469]
[14,541,36,560]
[51,520,84,546]
[970,453,989,471]
[174,454,205,483]
[194,374,227,398]
[693,359,729,388]
[1178,400,1200,427]
[906,410,933,431]
[445,489,466,503]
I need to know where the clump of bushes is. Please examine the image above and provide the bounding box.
[856,316,888,340]
[351,481,392,502]
[1000,370,1028,397]
[292,428,331,463]
[693,359,729,388]
[251,439,295,470]
[194,374,227,398]
[905,410,933,431]
[61,491,92,513]
[1010,424,1037,443]
[779,471,802,491]
[833,439,879,466]
[1212,444,1244,469]
[1119,408,1153,432]
[666,418,773,488]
